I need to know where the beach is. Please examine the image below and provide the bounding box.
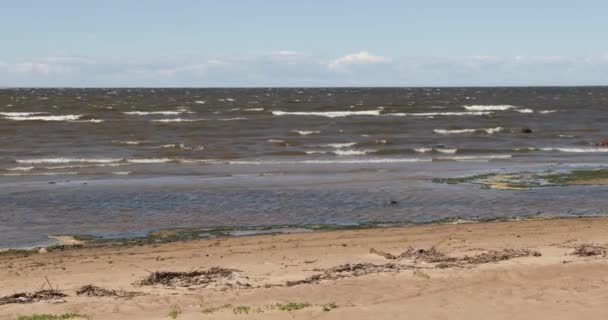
[2,217,608,319]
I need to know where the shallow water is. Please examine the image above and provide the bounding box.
[1,87,607,248]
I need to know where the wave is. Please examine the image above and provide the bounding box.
[6,166,35,171]
[123,109,191,115]
[112,140,150,145]
[332,149,376,156]
[292,130,320,136]
[322,142,357,148]
[126,158,173,164]
[434,155,512,161]
[463,105,518,111]
[414,148,433,153]
[539,147,608,153]
[16,158,122,164]
[516,109,534,113]
[433,127,503,135]
[152,118,206,122]
[3,115,83,121]
[0,112,47,116]
[2,171,79,177]
[391,111,493,116]
[218,158,432,165]
[272,110,382,118]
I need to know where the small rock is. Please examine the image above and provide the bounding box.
[521,128,533,134]
[597,138,608,147]
[38,247,48,254]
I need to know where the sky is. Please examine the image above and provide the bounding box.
[1,0,607,87]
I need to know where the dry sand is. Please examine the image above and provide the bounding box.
[2,217,608,319]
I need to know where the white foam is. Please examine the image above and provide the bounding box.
[70,119,104,123]
[540,110,557,114]
[123,110,188,115]
[272,110,382,118]
[332,149,375,156]
[111,171,131,175]
[414,148,433,153]
[435,148,458,154]
[540,147,608,153]
[390,111,492,116]
[17,158,122,164]
[113,140,149,145]
[152,118,205,122]
[4,115,82,121]
[516,109,534,113]
[434,129,476,134]
[0,112,46,116]
[2,171,79,177]
[220,158,432,165]
[244,108,264,111]
[218,117,247,121]
[435,155,512,161]
[194,100,206,104]
[463,105,517,111]
[6,166,35,171]
[323,142,357,148]
[292,130,320,136]
[126,158,173,164]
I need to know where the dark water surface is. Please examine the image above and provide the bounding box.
[1,87,607,248]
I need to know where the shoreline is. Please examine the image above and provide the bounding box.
[0,214,591,252]
[3,217,608,319]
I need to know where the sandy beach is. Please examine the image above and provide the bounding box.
[2,217,608,319]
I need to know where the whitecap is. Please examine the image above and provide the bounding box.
[434,129,477,134]
[414,148,433,153]
[332,149,375,156]
[194,100,206,104]
[123,110,190,115]
[540,110,557,114]
[540,147,608,153]
[17,158,122,164]
[389,111,492,116]
[463,105,518,111]
[126,158,173,164]
[292,130,321,136]
[435,148,458,154]
[152,118,205,122]
[323,142,357,148]
[243,108,265,111]
[4,115,82,121]
[434,155,512,161]
[516,109,534,113]
[0,112,46,116]
[272,110,382,118]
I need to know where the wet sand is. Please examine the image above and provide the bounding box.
[2,217,608,319]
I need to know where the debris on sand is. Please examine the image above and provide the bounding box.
[136,267,242,288]
[286,263,413,286]
[373,246,541,267]
[0,289,66,305]
[369,248,397,259]
[398,247,459,263]
[76,285,141,298]
[572,244,608,257]
[463,249,541,264]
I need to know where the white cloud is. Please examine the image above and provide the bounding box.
[273,50,301,56]
[326,51,390,69]
[0,61,68,75]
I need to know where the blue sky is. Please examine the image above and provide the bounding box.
[1,0,607,87]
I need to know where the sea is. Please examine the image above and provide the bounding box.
[1,87,607,248]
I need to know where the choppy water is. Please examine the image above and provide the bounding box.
[1,87,607,248]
